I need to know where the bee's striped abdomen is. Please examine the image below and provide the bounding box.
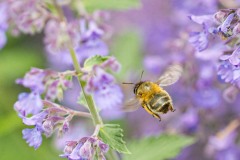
[149,92,172,114]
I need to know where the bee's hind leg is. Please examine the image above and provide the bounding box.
[170,105,176,112]
[153,113,161,122]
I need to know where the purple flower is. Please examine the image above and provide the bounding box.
[8,0,49,34]
[14,92,43,116]
[100,57,121,72]
[22,126,43,149]
[45,78,73,101]
[44,19,80,54]
[188,14,214,26]
[60,137,109,160]
[94,84,123,110]
[217,13,235,37]
[85,67,123,110]
[189,30,209,52]
[16,68,46,93]
[76,20,108,63]
[220,47,240,65]
[218,60,240,87]
[21,110,48,126]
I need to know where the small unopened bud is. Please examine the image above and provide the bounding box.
[42,120,54,137]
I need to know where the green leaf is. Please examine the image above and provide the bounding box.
[81,0,141,12]
[83,55,109,71]
[99,124,131,154]
[123,134,195,160]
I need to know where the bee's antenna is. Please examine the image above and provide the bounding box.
[122,82,134,85]
[139,70,144,81]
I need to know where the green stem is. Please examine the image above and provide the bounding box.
[68,47,103,125]
[54,2,119,159]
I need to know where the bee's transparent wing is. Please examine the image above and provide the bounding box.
[122,98,141,112]
[156,64,183,86]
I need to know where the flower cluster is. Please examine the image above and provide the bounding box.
[61,137,109,160]
[14,68,75,149]
[8,0,49,34]
[3,1,125,159]
[189,9,240,89]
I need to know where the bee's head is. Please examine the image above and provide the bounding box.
[122,70,145,95]
[133,81,144,95]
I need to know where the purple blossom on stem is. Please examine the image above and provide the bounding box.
[189,28,209,52]
[188,14,214,26]
[220,47,240,65]
[44,19,80,54]
[16,68,73,101]
[217,13,235,36]
[218,60,240,87]
[8,0,49,34]
[76,20,109,63]
[21,110,48,126]
[14,92,43,116]
[45,77,73,101]
[22,126,43,150]
[85,67,123,110]
[60,137,109,160]
[17,99,78,149]
[16,68,47,93]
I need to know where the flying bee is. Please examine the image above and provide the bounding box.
[123,64,183,121]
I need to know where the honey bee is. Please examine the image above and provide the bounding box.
[123,64,183,121]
